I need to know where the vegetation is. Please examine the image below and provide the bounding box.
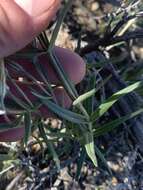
[0,0,143,189]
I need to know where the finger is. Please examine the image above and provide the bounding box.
[15,0,61,33]
[0,0,60,57]
[7,46,86,85]
[0,82,72,142]
[0,116,24,142]
[0,126,24,142]
[7,81,72,116]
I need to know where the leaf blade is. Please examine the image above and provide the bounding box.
[41,99,87,124]
[91,81,143,122]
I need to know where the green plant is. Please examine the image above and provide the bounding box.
[1,0,143,181]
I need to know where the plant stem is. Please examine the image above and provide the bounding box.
[48,0,73,51]
[0,58,6,115]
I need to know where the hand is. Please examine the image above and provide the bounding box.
[0,0,86,141]
[0,0,60,58]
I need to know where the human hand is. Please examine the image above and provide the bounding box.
[0,0,60,57]
[0,0,86,141]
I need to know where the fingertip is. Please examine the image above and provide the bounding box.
[31,0,61,33]
[53,86,72,108]
[54,47,86,84]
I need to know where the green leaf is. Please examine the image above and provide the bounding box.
[38,122,60,171]
[38,32,50,50]
[7,73,33,107]
[14,48,41,59]
[91,81,143,122]
[0,59,6,115]
[73,89,96,106]
[84,75,96,115]
[31,90,51,100]
[24,112,32,145]
[94,108,143,137]
[48,0,73,50]
[41,99,87,124]
[75,148,86,180]
[8,60,50,96]
[48,52,78,100]
[8,91,32,111]
[95,145,112,175]
[84,129,97,167]
[33,55,53,94]
[73,75,111,106]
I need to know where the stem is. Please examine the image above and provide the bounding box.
[0,58,6,115]
[48,0,73,51]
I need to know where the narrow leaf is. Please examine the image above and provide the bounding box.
[84,131,97,167]
[95,145,112,175]
[73,89,96,106]
[48,0,73,50]
[94,108,143,137]
[8,91,31,111]
[75,148,86,180]
[91,81,143,121]
[24,112,32,145]
[31,90,51,100]
[38,122,60,171]
[7,73,33,107]
[73,75,111,106]
[0,59,6,115]
[41,99,87,124]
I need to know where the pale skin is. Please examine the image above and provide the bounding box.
[0,0,86,141]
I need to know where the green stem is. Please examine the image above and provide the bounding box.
[48,0,73,51]
[0,59,6,115]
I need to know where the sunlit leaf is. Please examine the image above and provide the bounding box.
[91,81,143,122]
[84,131,97,167]
[73,76,111,106]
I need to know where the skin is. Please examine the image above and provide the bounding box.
[0,0,61,57]
[0,0,86,141]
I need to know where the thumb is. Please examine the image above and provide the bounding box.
[0,0,60,58]
[15,0,61,33]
